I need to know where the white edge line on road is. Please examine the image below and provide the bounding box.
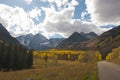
[111,65,120,71]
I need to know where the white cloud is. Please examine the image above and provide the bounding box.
[25,0,32,4]
[81,11,88,20]
[45,0,78,10]
[40,1,103,38]
[85,0,120,26]
[42,5,74,23]
[71,0,79,6]
[28,7,41,20]
[47,0,68,8]
[0,0,107,38]
[43,20,103,38]
[42,0,79,24]
[0,4,41,37]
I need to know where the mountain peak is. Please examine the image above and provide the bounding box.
[88,32,97,36]
[57,31,97,49]
[16,33,64,50]
[0,23,20,45]
[72,32,80,35]
[69,32,80,38]
[68,32,97,42]
[80,32,85,35]
[68,32,85,42]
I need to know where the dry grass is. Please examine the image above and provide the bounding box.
[109,59,120,65]
[0,58,97,80]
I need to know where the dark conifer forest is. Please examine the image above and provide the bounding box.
[0,41,33,71]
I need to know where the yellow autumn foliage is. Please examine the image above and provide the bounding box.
[106,46,120,61]
[33,49,102,62]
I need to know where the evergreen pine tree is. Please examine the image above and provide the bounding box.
[0,41,4,70]
[27,50,33,68]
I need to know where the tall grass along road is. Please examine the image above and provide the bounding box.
[98,61,120,80]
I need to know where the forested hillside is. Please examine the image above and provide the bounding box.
[0,24,33,70]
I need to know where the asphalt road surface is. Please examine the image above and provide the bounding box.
[98,61,120,80]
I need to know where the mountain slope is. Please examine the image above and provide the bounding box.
[86,26,120,59]
[49,38,65,47]
[57,32,97,49]
[16,34,33,46]
[57,26,120,59]
[70,26,120,59]
[0,24,20,45]
[28,33,51,50]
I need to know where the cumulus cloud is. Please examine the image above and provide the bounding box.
[25,0,32,4]
[40,0,77,37]
[81,11,88,20]
[0,4,41,37]
[49,0,67,8]
[43,20,103,38]
[0,0,106,38]
[45,0,78,10]
[42,5,74,23]
[28,7,41,20]
[40,0,103,38]
[85,0,120,25]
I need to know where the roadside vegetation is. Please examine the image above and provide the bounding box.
[0,59,97,80]
[106,46,120,65]
[0,49,102,80]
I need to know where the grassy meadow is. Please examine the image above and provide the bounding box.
[0,49,101,80]
[0,59,97,80]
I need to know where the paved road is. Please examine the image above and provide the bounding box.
[98,61,120,80]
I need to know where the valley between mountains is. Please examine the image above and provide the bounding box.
[0,23,120,80]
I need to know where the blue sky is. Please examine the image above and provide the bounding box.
[0,0,119,38]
